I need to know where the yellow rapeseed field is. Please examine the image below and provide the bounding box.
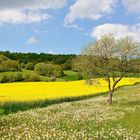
[0,78,140,103]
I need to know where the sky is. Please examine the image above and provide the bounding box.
[0,0,140,54]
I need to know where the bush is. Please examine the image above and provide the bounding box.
[54,65,64,78]
[45,64,64,78]
[49,76,56,81]
[77,72,83,80]
[62,59,72,70]
[14,73,24,81]
[21,63,25,68]
[0,55,8,65]
[24,74,40,82]
[46,64,55,77]
[0,74,9,83]
[1,73,24,83]
[34,63,47,76]
[0,60,21,72]
[25,62,34,70]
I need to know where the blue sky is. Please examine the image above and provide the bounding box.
[0,0,140,54]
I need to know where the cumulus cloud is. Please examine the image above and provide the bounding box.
[122,0,140,13]
[26,36,38,45]
[64,0,116,25]
[91,23,140,42]
[0,0,66,25]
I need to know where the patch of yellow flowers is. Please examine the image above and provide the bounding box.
[0,78,140,103]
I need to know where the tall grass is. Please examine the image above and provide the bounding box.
[0,92,105,115]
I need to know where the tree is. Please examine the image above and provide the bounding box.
[45,64,55,77]
[0,55,8,65]
[34,63,47,76]
[74,34,140,104]
[54,65,64,78]
[25,62,34,70]
[0,59,21,72]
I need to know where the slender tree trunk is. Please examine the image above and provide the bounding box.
[109,91,113,104]
[108,90,113,104]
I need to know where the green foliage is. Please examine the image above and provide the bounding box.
[45,64,55,76]
[54,65,64,78]
[21,63,25,68]
[0,55,9,65]
[0,73,41,83]
[34,63,47,76]
[24,74,40,82]
[0,74,9,83]
[8,73,24,82]
[49,76,56,81]
[34,63,64,78]
[77,72,83,80]
[25,62,34,70]
[62,59,73,70]
[14,73,24,81]
[0,51,76,65]
[0,59,21,72]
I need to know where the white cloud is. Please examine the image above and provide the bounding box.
[64,0,116,25]
[48,50,55,54]
[91,23,140,42]
[122,0,140,13]
[0,0,66,25]
[0,10,50,24]
[26,36,38,45]
[0,0,67,10]
[64,24,82,31]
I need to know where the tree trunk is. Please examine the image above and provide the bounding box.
[108,91,113,104]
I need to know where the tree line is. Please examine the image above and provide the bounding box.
[0,51,76,65]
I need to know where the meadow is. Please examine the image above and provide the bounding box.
[0,83,140,139]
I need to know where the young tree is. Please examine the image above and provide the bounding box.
[74,34,140,104]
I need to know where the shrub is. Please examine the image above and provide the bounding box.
[8,75,15,82]
[2,73,24,83]
[0,60,21,72]
[46,64,64,78]
[54,65,64,78]
[77,72,83,80]
[0,74,9,83]
[24,74,40,82]
[0,55,8,65]
[25,62,34,70]
[46,64,55,77]
[34,63,47,76]
[14,73,24,81]
[49,76,56,81]
[21,63,25,68]
[62,59,72,70]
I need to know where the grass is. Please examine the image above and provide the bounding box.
[62,70,79,81]
[0,83,140,139]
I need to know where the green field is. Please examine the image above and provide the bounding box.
[0,83,140,139]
